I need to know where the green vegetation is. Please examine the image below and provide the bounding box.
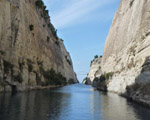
[45,10,49,14]
[37,61,44,74]
[37,61,67,86]
[35,0,44,9]
[98,72,114,82]
[35,0,58,40]
[3,60,13,73]
[28,63,33,72]
[27,59,33,72]
[93,72,113,91]
[94,55,98,59]
[0,50,5,55]
[48,23,58,40]
[35,0,48,18]
[104,72,113,80]
[90,60,93,66]
[42,68,67,86]
[29,24,34,31]
[14,72,23,83]
[47,36,50,42]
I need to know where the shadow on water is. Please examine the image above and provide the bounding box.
[0,84,150,120]
[0,89,71,120]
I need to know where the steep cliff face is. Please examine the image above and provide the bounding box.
[0,0,78,92]
[82,57,102,85]
[102,0,150,94]
[86,0,150,106]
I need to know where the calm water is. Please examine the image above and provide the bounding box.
[0,84,150,120]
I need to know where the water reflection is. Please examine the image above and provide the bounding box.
[0,90,71,120]
[0,84,150,120]
[89,88,102,120]
[100,92,140,120]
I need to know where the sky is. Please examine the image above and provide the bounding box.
[43,0,121,83]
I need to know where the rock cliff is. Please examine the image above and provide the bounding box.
[82,57,102,85]
[86,0,150,106]
[102,0,150,93]
[0,0,78,92]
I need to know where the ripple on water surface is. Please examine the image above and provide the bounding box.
[0,84,150,120]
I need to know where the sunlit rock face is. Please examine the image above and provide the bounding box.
[101,0,150,93]
[0,0,78,92]
[99,0,150,105]
[85,0,150,106]
[82,57,102,85]
[88,57,102,82]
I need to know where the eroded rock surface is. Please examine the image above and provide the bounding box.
[82,57,102,85]
[102,0,150,94]
[0,0,78,92]
[86,0,150,106]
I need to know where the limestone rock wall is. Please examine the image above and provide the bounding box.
[87,57,102,82]
[0,0,78,92]
[101,0,150,94]
[82,57,102,85]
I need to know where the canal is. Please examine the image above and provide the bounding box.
[0,84,150,120]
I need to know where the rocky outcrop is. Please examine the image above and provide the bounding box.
[82,77,91,85]
[82,57,102,85]
[87,0,150,106]
[101,0,150,94]
[0,0,78,92]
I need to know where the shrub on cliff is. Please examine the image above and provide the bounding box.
[35,0,58,40]
[29,25,34,31]
[90,60,93,66]
[0,50,5,55]
[104,72,113,80]
[35,0,44,9]
[94,55,98,59]
[96,72,114,83]
[48,23,58,40]
[43,68,67,85]
[28,64,33,72]
[27,59,33,72]
[14,72,23,83]
[3,60,13,73]
[35,0,49,19]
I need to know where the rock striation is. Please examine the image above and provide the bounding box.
[0,0,78,92]
[86,0,150,106]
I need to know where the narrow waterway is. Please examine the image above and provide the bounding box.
[0,84,150,120]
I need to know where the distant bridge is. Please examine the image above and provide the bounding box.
[76,74,87,76]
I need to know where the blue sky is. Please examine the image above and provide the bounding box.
[43,0,121,82]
